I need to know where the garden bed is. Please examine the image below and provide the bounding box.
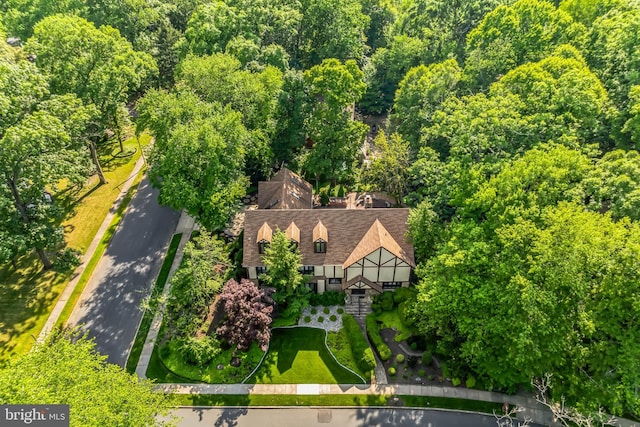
[379,329,443,385]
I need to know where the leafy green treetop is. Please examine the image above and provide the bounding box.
[260,230,306,297]
[0,329,174,426]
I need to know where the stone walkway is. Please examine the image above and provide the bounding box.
[298,305,344,332]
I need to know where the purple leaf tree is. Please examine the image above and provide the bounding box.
[217,278,274,352]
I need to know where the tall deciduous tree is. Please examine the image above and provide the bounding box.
[296,0,369,68]
[25,14,156,183]
[145,102,249,231]
[217,278,273,352]
[175,53,282,180]
[0,61,93,269]
[302,59,368,184]
[360,132,411,205]
[391,59,461,148]
[0,329,174,426]
[463,0,585,90]
[392,0,509,63]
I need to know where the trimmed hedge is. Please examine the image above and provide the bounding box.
[366,314,392,361]
[309,290,345,306]
[342,314,376,374]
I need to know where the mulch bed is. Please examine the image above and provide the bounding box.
[379,328,448,386]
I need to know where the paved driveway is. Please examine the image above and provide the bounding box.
[67,176,180,366]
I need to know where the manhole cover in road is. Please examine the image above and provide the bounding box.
[317,409,332,423]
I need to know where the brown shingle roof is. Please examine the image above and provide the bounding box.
[257,168,313,210]
[342,219,410,268]
[243,209,414,268]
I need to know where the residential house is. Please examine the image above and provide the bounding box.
[242,169,415,302]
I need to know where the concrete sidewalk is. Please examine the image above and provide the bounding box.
[135,211,196,377]
[157,383,557,426]
[38,154,147,343]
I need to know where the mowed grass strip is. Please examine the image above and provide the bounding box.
[248,327,363,384]
[125,233,182,374]
[0,135,149,364]
[172,394,503,414]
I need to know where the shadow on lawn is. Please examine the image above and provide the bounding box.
[0,253,69,365]
[250,327,363,384]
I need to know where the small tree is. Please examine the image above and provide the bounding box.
[217,279,274,352]
[260,230,306,302]
[167,230,230,337]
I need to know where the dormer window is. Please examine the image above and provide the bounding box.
[285,222,300,249]
[313,220,328,254]
[256,222,273,254]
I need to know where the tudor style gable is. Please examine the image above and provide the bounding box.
[342,219,414,291]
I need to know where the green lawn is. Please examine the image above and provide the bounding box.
[0,134,149,365]
[248,327,364,384]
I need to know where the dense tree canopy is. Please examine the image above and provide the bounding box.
[0,330,173,426]
[463,0,585,90]
[302,58,368,183]
[0,61,94,268]
[26,14,156,143]
[138,90,249,231]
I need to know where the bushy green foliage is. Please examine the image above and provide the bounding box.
[392,287,417,304]
[397,300,414,327]
[466,376,477,389]
[318,316,324,323]
[452,377,461,387]
[176,335,220,367]
[329,315,337,321]
[323,307,330,314]
[422,352,433,366]
[388,366,396,376]
[0,330,172,426]
[395,354,405,364]
[366,314,392,361]
[311,307,318,315]
[343,314,376,374]
[371,291,394,313]
[304,316,311,323]
[337,308,344,314]
[309,291,345,306]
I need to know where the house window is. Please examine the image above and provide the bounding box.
[307,282,317,293]
[258,241,269,254]
[351,289,366,295]
[314,240,326,253]
[382,282,402,289]
[256,266,267,275]
[328,278,342,285]
[299,265,314,275]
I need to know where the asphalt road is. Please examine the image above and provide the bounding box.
[168,407,545,427]
[67,176,180,366]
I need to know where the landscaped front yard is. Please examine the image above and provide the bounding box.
[247,327,364,384]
